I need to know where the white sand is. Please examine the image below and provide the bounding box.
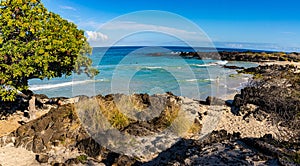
[0,145,40,166]
[216,106,276,138]
[258,61,300,67]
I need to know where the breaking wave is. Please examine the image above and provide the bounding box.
[29,79,105,91]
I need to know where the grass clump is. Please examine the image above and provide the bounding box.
[76,155,88,163]
[96,96,132,130]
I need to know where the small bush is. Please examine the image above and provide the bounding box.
[76,155,88,163]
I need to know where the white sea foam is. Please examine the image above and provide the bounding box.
[204,78,216,81]
[191,60,228,67]
[215,60,228,65]
[170,51,180,55]
[190,63,216,67]
[144,66,163,70]
[186,79,198,82]
[29,80,103,91]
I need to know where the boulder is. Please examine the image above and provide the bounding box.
[205,96,225,106]
[36,154,49,163]
[223,65,245,69]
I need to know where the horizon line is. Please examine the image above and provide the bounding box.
[90,46,294,53]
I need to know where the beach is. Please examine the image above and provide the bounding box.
[1,50,300,165]
[1,0,300,164]
[258,60,300,67]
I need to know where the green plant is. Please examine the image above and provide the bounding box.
[253,73,263,79]
[0,0,98,101]
[111,109,130,130]
[76,155,88,163]
[97,97,131,130]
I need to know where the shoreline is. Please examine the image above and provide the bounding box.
[257,60,300,67]
[0,60,299,165]
[222,60,300,101]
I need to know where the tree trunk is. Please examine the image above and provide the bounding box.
[28,96,36,119]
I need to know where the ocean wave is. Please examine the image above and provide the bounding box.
[30,79,104,91]
[190,63,216,67]
[170,51,180,55]
[190,60,228,67]
[182,78,214,82]
[204,78,216,82]
[142,66,163,70]
[186,79,198,82]
[215,60,228,65]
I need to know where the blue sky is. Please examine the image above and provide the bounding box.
[42,0,300,51]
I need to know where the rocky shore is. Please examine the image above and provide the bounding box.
[0,64,300,165]
[179,51,300,62]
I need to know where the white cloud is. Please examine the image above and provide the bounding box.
[59,6,77,11]
[86,31,109,41]
[95,21,206,46]
[66,19,75,23]
[78,20,104,30]
[215,41,300,52]
[103,21,198,37]
[84,20,210,47]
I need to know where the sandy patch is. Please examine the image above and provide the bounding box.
[0,145,40,166]
[215,106,293,140]
[0,108,52,137]
[258,61,300,67]
[0,114,22,137]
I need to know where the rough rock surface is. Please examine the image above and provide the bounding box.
[205,96,225,106]
[179,51,300,62]
[235,64,300,142]
[0,94,205,165]
[0,92,299,165]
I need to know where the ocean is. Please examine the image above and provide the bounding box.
[28,46,258,100]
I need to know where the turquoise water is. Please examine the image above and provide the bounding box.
[29,46,258,100]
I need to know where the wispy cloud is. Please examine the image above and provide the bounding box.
[95,21,207,46]
[84,20,213,47]
[79,21,198,39]
[215,41,300,52]
[102,21,198,37]
[66,19,75,23]
[86,31,109,42]
[78,20,104,30]
[59,6,77,11]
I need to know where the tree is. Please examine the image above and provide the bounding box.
[0,0,99,101]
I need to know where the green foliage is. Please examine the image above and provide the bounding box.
[76,155,88,163]
[0,0,98,101]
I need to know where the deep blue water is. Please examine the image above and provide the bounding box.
[29,46,258,100]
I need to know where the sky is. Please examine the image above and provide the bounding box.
[42,0,300,51]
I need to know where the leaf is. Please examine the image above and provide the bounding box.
[20,31,26,37]
[0,0,98,101]
[17,0,23,5]
[45,45,52,50]
[38,49,45,54]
